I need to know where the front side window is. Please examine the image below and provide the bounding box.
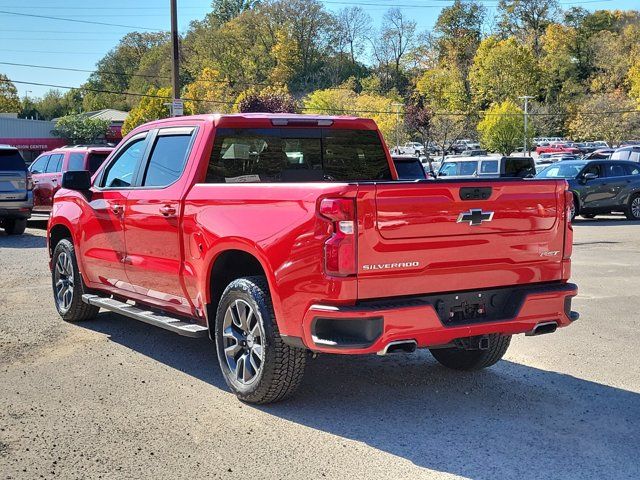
[45,154,64,173]
[29,155,49,173]
[582,163,603,178]
[102,138,146,188]
[205,128,390,183]
[67,153,86,171]
[143,133,193,187]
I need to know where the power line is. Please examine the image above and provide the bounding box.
[0,10,164,31]
[0,62,283,87]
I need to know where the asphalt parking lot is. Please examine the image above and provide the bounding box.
[1,217,639,480]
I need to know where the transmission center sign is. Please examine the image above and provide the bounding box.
[172,98,184,117]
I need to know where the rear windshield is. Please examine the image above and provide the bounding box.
[394,159,426,180]
[0,149,26,171]
[205,128,391,183]
[504,158,536,178]
[88,153,110,174]
[438,161,478,177]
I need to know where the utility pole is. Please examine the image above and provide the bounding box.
[392,102,403,153]
[518,95,534,156]
[170,0,183,116]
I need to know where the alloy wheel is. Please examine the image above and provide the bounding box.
[222,299,265,385]
[54,252,74,313]
[632,197,640,219]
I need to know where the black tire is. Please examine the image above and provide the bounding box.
[626,193,640,220]
[214,276,306,404]
[3,218,27,235]
[51,238,99,322]
[570,194,579,221]
[582,213,596,219]
[429,334,511,371]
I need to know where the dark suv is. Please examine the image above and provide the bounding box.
[536,159,640,220]
[0,145,32,235]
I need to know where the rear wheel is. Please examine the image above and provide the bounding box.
[215,276,307,404]
[51,239,99,322]
[3,218,27,235]
[429,334,511,371]
[582,213,596,219]
[626,194,640,220]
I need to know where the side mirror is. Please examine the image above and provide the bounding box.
[583,172,598,181]
[62,170,92,191]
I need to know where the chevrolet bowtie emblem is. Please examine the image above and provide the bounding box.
[457,209,494,226]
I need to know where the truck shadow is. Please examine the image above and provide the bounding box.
[81,313,640,480]
[0,231,47,247]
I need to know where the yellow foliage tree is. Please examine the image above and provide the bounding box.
[121,87,173,135]
[183,68,235,114]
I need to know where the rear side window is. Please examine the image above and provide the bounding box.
[87,153,109,174]
[605,163,627,177]
[394,160,426,180]
[630,151,640,162]
[205,128,391,183]
[480,160,498,174]
[67,153,86,171]
[45,154,64,173]
[625,164,640,175]
[504,158,535,178]
[142,132,193,187]
[0,149,26,170]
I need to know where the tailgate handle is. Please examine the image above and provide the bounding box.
[460,187,492,201]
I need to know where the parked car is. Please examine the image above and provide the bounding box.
[28,145,114,213]
[551,153,579,161]
[394,142,425,156]
[391,155,427,180]
[535,143,581,155]
[536,159,640,220]
[48,113,578,403]
[437,156,536,179]
[610,146,640,162]
[450,139,481,154]
[460,149,487,156]
[584,148,614,160]
[0,145,32,235]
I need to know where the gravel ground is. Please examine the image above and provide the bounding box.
[1,217,639,480]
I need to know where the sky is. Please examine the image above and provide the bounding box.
[0,0,636,100]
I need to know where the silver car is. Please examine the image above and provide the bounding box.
[0,145,32,235]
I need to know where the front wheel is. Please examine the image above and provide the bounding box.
[51,239,99,322]
[429,334,511,371]
[215,276,307,404]
[3,218,27,235]
[626,194,640,220]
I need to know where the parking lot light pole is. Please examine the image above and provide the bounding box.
[519,95,534,156]
[392,102,403,152]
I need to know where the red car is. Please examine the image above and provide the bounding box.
[29,146,113,213]
[47,114,578,403]
[536,143,581,155]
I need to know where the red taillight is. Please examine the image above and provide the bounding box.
[26,172,33,191]
[319,198,357,277]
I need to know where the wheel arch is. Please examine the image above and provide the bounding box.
[204,246,281,336]
[48,222,74,258]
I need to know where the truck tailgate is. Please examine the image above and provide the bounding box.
[356,180,567,300]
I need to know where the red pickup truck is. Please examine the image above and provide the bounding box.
[535,143,581,155]
[47,114,578,404]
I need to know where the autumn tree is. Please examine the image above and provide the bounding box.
[183,68,235,114]
[469,37,540,108]
[567,92,640,145]
[336,7,371,67]
[121,87,173,135]
[0,74,21,113]
[477,100,529,155]
[235,87,298,113]
[415,67,467,112]
[209,0,260,25]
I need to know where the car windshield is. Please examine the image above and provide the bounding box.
[0,149,26,171]
[536,163,586,178]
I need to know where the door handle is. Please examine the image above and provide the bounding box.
[159,205,177,217]
[111,204,124,215]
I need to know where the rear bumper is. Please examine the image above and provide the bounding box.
[0,193,33,220]
[298,282,578,354]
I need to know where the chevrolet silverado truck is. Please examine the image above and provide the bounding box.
[47,114,579,404]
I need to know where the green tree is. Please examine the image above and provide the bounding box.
[469,37,540,108]
[628,60,640,104]
[235,86,298,113]
[477,100,530,155]
[210,0,260,25]
[433,0,485,88]
[0,74,21,113]
[415,67,467,111]
[52,114,111,144]
[121,87,173,135]
[497,0,559,56]
[183,68,235,114]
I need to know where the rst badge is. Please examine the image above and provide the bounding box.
[457,209,494,226]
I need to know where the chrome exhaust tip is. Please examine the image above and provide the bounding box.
[377,340,417,356]
[526,321,558,336]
